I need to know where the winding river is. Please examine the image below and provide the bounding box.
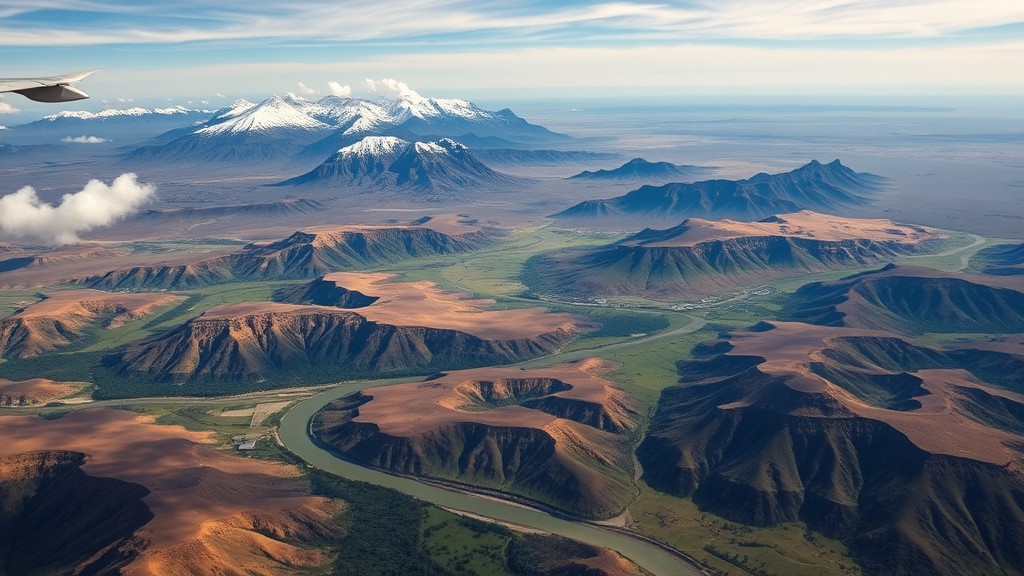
[278,313,710,576]
[278,379,706,576]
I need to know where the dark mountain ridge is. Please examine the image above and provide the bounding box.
[554,159,883,221]
[568,157,705,182]
[638,325,1024,576]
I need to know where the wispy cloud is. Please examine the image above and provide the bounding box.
[0,1,1021,47]
[2,2,1020,98]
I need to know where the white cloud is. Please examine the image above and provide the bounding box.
[362,78,422,99]
[216,93,226,98]
[296,81,317,95]
[0,173,155,245]
[327,81,351,97]
[62,135,108,144]
[116,97,135,103]
[0,97,17,115]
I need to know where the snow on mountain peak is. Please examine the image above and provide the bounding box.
[409,138,469,155]
[42,106,204,121]
[339,136,409,157]
[436,138,468,151]
[413,141,447,154]
[197,94,330,136]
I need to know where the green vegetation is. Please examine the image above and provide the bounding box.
[894,230,987,272]
[383,227,623,297]
[308,469,450,576]
[147,405,251,433]
[421,507,516,576]
[630,483,861,576]
[0,290,42,321]
[0,350,104,383]
[310,469,638,576]
[580,309,671,339]
[145,280,301,330]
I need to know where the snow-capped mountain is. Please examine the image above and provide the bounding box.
[282,136,409,186]
[128,90,570,164]
[40,106,208,121]
[278,136,520,195]
[195,95,330,137]
[205,99,256,125]
[10,105,214,142]
[130,96,336,162]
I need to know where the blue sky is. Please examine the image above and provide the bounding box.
[1,1,1023,115]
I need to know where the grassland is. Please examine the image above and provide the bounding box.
[0,289,44,321]
[629,483,860,576]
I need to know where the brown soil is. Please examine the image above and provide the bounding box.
[358,359,635,436]
[0,243,237,288]
[0,378,85,404]
[632,211,940,247]
[0,290,183,358]
[317,272,578,340]
[0,409,342,575]
[725,321,1024,466]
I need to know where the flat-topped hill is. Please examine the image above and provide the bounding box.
[313,359,640,518]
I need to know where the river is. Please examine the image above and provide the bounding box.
[278,378,706,576]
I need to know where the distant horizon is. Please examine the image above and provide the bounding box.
[2,1,1023,122]
[2,89,1021,127]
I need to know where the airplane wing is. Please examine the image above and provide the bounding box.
[0,70,96,103]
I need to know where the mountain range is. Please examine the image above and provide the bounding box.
[9,106,214,142]
[553,160,883,221]
[638,320,1024,576]
[524,212,940,300]
[128,92,569,163]
[81,222,489,291]
[104,301,578,391]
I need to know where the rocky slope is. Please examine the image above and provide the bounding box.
[782,264,1024,334]
[312,361,639,518]
[106,302,577,389]
[82,223,489,290]
[279,136,521,196]
[638,322,1024,576]
[0,409,343,576]
[554,159,882,221]
[970,242,1024,276]
[0,290,182,359]
[0,450,152,575]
